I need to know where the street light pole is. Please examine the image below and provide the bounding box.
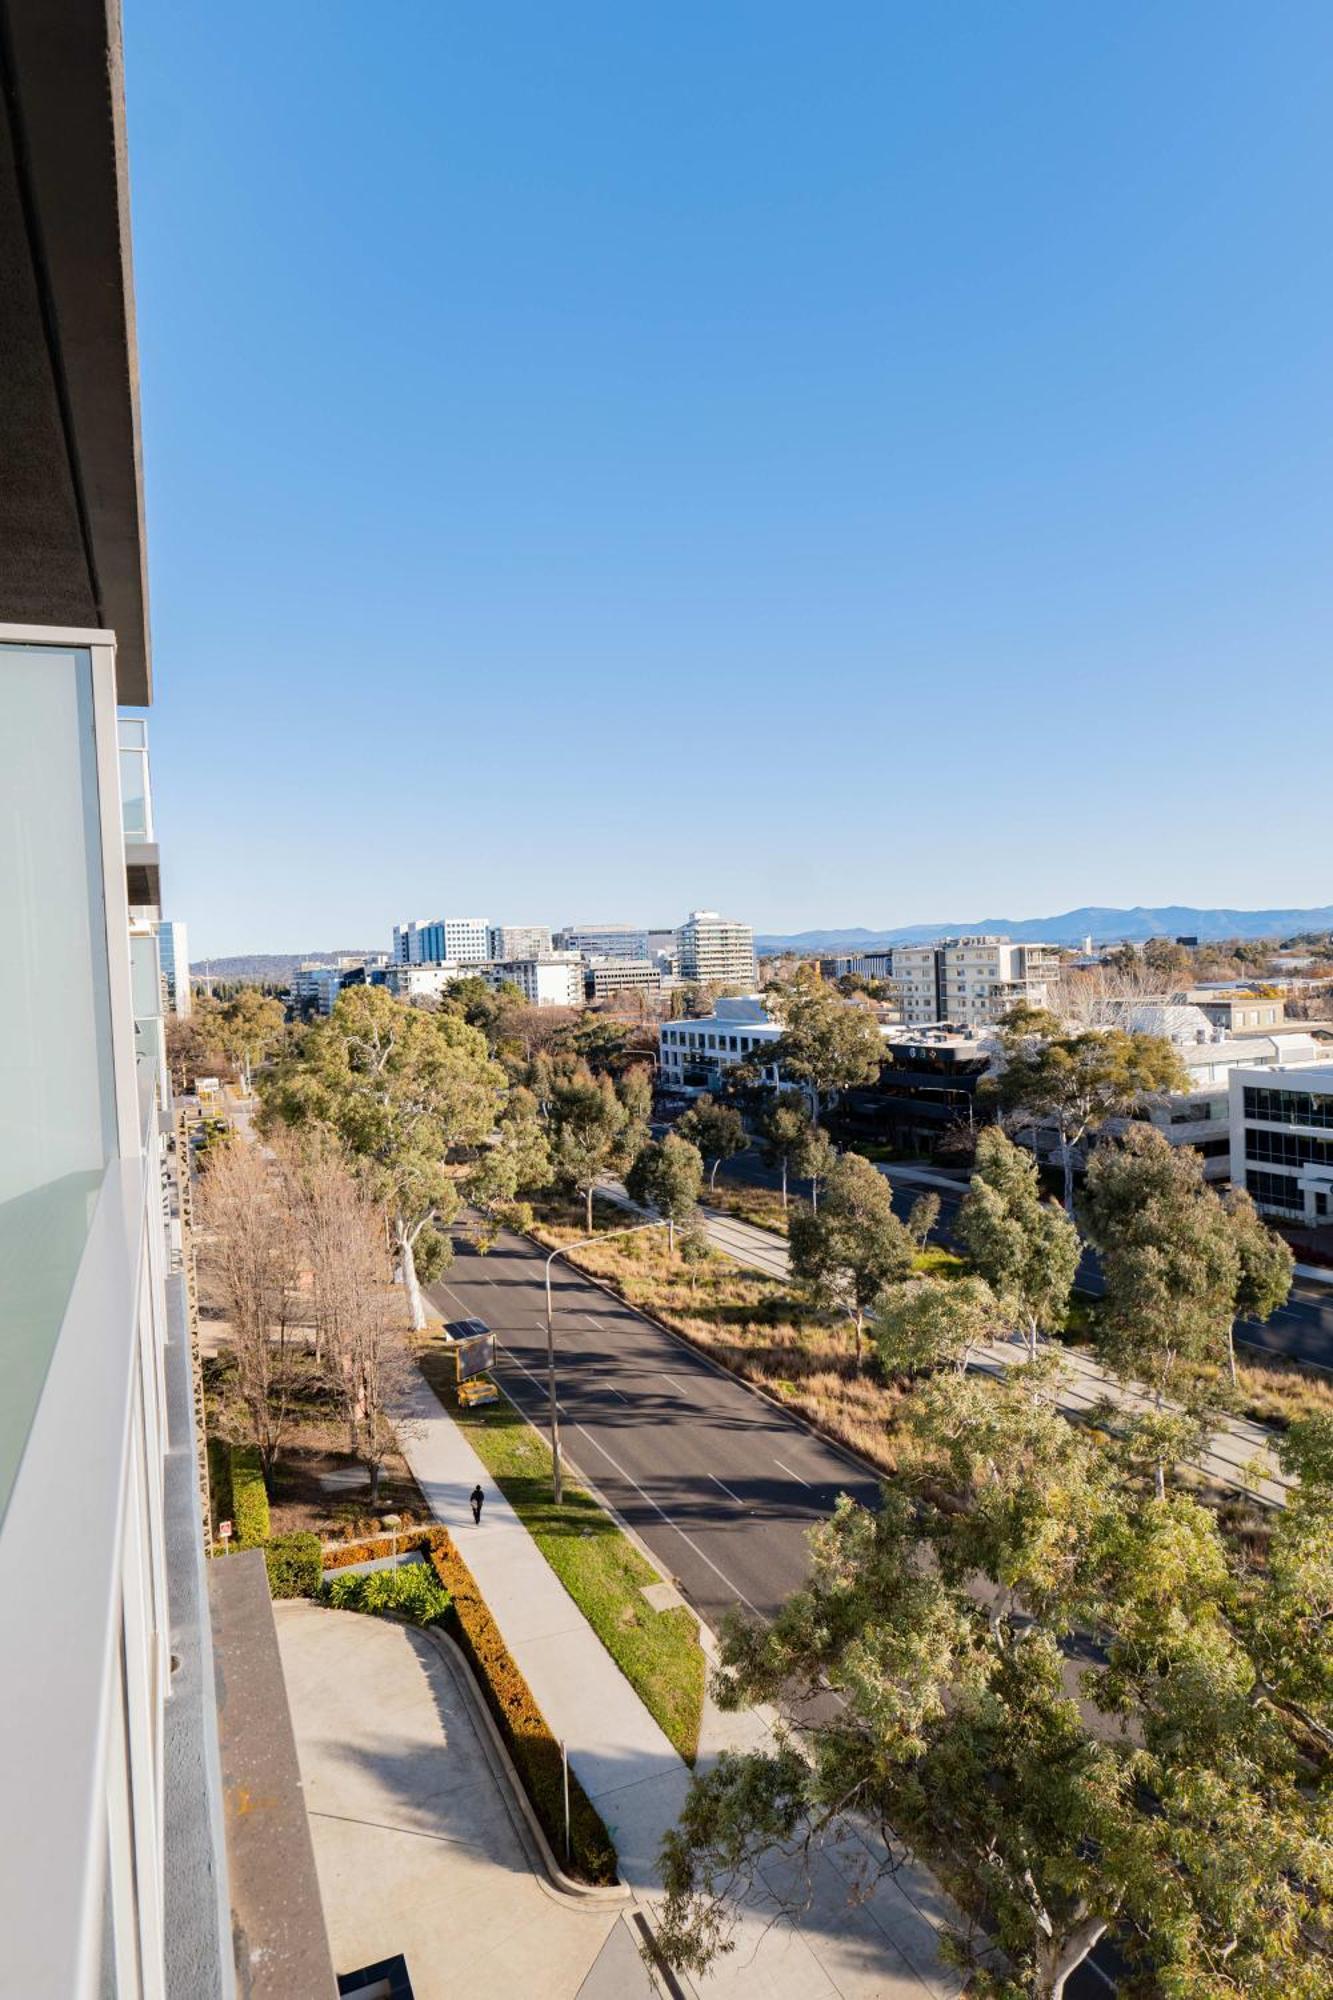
[543,1214,668,1504]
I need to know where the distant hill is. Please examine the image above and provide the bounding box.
[189,951,378,984]
[756,905,1333,952]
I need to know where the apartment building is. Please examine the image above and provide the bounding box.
[154,919,191,1017]
[0,19,333,1992]
[1230,1062,1333,1224]
[488,922,553,960]
[555,921,650,959]
[892,937,1058,1027]
[586,957,665,1002]
[674,909,758,988]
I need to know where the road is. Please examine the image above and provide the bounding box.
[429,1225,1121,1997]
[428,1232,881,1634]
[710,1151,1333,1373]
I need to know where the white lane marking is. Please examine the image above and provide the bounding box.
[504,1349,568,1417]
[709,1474,745,1507]
[660,1374,692,1396]
[773,1458,810,1488]
[582,1316,604,1331]
[567,1425,765,1621]
[598,1382,627,1403]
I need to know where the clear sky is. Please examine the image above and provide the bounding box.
[124,2,1333,956]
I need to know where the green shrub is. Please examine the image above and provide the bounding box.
[429,1531,617,1883]
[327,1561,452,1626]
[264,1532,323,1599]
[230,1445,271,1548]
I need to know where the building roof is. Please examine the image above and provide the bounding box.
[0,0,151,699]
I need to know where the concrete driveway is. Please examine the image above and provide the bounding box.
[275,1601,651,1999]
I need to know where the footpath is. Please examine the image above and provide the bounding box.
[598,1181,1294,1511]
[390,1366,964,2000]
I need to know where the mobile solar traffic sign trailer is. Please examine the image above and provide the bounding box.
[443,1318,499,1405]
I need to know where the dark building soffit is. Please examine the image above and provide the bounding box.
[0,0,151,701]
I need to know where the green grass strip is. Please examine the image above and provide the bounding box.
[418,1352,705,1764]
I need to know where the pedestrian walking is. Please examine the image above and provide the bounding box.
[469,1483,484,1526]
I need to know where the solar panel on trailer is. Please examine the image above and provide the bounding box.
[445,1318,490,1340]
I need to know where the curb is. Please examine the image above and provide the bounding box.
[414,1623,632,1910]
[522,1224,894,1494]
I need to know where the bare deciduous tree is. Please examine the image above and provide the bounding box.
[197,1137,300,1475]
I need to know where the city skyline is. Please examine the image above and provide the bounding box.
[124,2,1333,954]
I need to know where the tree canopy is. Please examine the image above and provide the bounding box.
[262,984,506,1326]
[767,972,885,1123]
[987,1004,1189,1209]
[957,1126,1080,1359]
[625,1133,704,1251]
[787,1152,914,1366]
[676,1095,748,1189]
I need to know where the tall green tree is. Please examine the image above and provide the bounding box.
[1081,1127,1239,1494]
[906,1189,940,1249]
[793,1124,837,1212]
[547,1068,631,1231]
[263,985,505,1328]
[218,985,287,1088]
[874,1273,998,1377]
[468,1085,553,1250]
[957,1126,1080,1360]
[754,1089,811,1210]
[988,1004,1189,1210]
[1222,1186,1295,1382]
[625,1134,704,1253]
[767,973,885,1124]
[677,1094,748,1191]
[787,1152,913,1368]
[657,1378,1333,2000]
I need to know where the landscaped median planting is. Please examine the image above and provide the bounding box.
[427,1530,618,1885]
[327,1561,451,1625]
[418,1351,706,1764]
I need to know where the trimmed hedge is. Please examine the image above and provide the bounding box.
[327,1563,451,1625]
[230,1445,271,1548]
[323,1529,437,1571]
[428,1531,617,1885]
[264,1532,323,1599]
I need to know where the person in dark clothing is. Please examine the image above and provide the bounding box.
[469,1483,484,1526]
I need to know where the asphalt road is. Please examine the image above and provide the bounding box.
[427,1232,881,1633]
[711,1150,1333,1373]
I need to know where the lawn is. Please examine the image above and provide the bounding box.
[417,1350,706,1764]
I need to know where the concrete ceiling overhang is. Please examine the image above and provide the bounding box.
[0,0,151,702]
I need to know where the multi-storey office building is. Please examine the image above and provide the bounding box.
[674,909,758,988]
[488,922,553,960]
[0,11,331,1994]
[392,917,432,962]
[555,921,650,959]
[658,998,785,1091]
[586,957,665,1002]
[1230,1062,1333,1224]
[393,915,490,964]
[154,919,191,1016]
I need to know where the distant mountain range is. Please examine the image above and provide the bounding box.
[190,951,377,983]
[755,906,1333,952]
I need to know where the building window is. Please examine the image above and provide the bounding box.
[1243,1087,1333,1130]
[1246,1168,1305,1211]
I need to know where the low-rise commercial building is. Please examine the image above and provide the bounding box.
[1186,988,1286,1033]
[659,997,784,1090]
[1230,1062,1333,1224]
[586,957,664,1002]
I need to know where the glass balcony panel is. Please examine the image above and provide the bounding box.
[0,642,118,1522]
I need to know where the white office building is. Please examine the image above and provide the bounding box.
[154,918,191,1017]
[488,922,553,960]
[492,956,585,1007]
[659,997,784,1090]
[385,961,469,1003]
[1230,1061,1333,1225]
[674,910,758,988]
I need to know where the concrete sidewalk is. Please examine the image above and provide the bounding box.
[391,1368,963,1998]
[601,1182,1294,1510]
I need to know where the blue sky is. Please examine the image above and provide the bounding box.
[124,3,1333,956]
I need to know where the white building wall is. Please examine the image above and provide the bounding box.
[1229,1061,1333,1223]
[443,917,490,964]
